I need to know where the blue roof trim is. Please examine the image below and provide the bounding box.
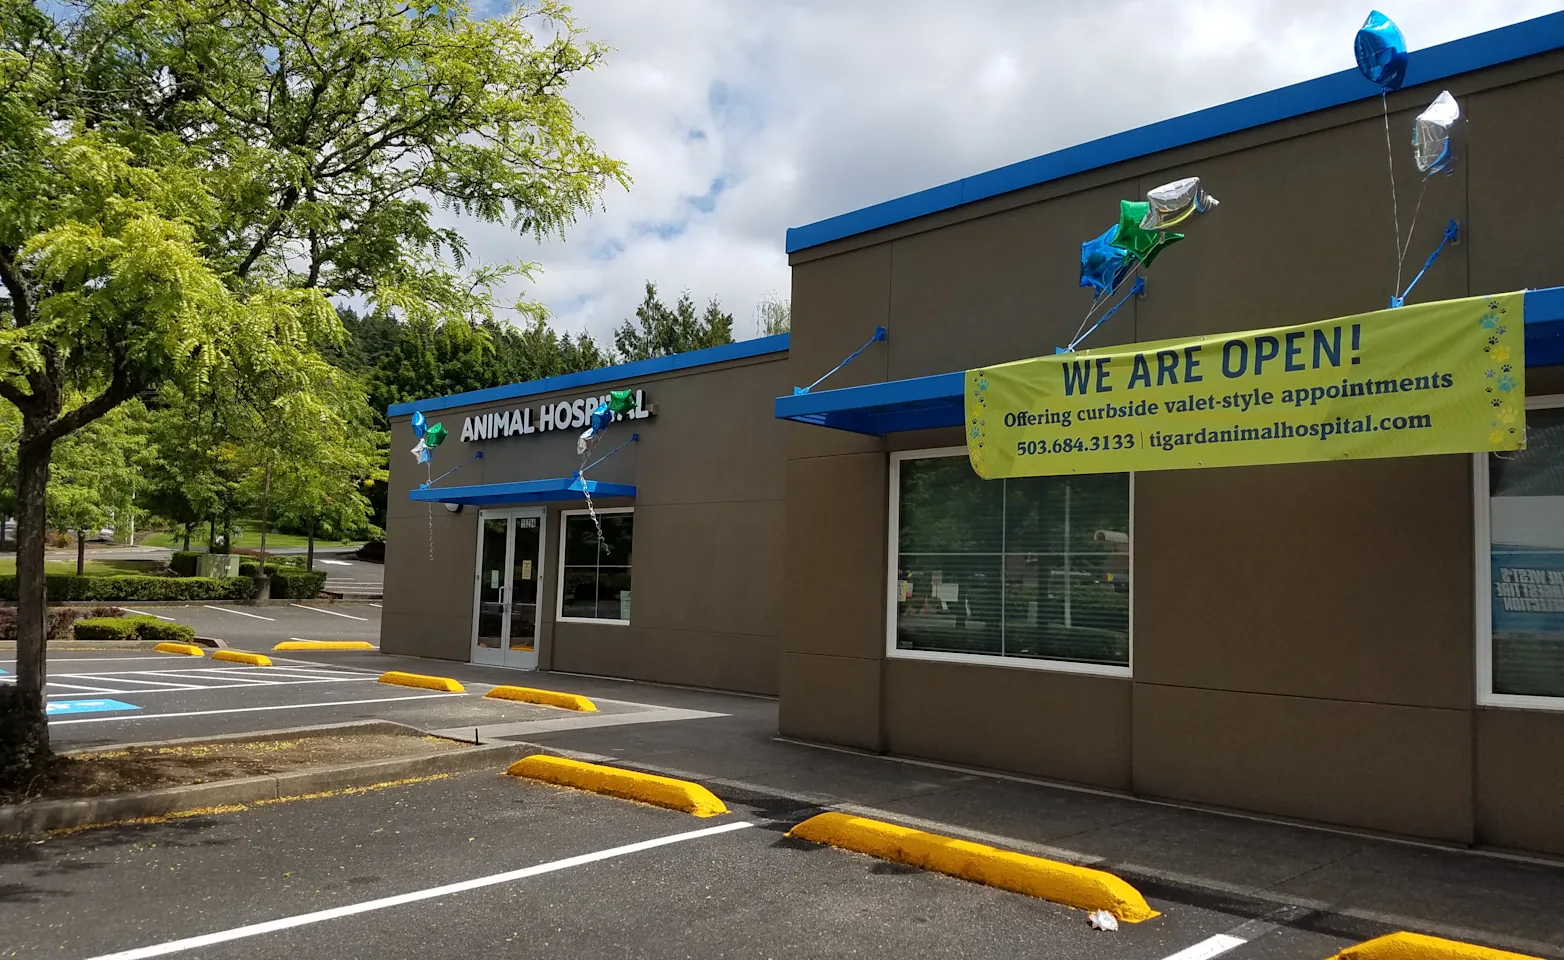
[776,287,1564,435]
[388,333,790,417]
[786,12,1564,254]
[407,477,637,506]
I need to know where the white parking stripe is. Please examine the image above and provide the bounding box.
[290,603,368,621]
[51,674,207,690]
[42,681,123,695]
[83,821,754,959]
[201,605,275,621]
[121,607,178,622]
[367,604,382,608]
[48,692,465,725]
[1159,935,1246,960]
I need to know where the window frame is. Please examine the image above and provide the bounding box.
[885,446,1133,679]
[1475,393,1564,711]
[556,506,634,626]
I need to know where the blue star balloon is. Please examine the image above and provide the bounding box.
[411,410,427,438]
[1079,226,1132,297]
[1354,11,1408,91]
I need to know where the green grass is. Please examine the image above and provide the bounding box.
[142,523,364,550]
[0,558,168,576]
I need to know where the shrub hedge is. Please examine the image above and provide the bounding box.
[74,616,197,644]
[0,575,252,602]
[170,551,200,576]
[269,568,327,599]
[0,605,123,642]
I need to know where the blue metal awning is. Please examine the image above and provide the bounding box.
[776,286,1564,437]
[407,477,636,506]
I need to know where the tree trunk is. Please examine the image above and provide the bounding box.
[76,528,84,576]
[222,513,232,554]
[2,434,54,786]
[182,522,191,553]
[208,517,215,551]
[306,517,315,571]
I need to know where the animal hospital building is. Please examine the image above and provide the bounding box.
[383,12,1564,856]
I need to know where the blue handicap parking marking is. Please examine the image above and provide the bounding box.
[46,699,141,717]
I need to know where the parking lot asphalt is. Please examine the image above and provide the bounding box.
[5,633,1562,959]
[113,601,382,646]
[1,650,729,752]
[0,771,1358,960]
[297,552,383,598]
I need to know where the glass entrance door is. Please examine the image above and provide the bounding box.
[471,508,544,669]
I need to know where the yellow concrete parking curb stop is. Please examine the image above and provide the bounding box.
[485,685,597,712]
[1328,932,1545,960]
[211,650,272,667]
[274,640,376,651]
[506,755,728,817]
[787,812,1158,923]
[153,642,205,657]
[377,671,464,693]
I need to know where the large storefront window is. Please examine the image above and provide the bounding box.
[890,450,1130,673]
[1485,401,1564,705]
[559,510,633,623]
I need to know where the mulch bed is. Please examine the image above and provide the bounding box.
[1,733,465,805]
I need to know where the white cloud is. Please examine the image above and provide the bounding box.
[454,0,1561,345]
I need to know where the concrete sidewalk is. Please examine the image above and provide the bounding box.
[469,668,1564,959]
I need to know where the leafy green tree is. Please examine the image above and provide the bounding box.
[755,293,790,336]
[267,418,385,569]
[0,0,626,783]
[141,399,231,552]
[230,356,377,573]
[48,401,150,573]
[614,282,735,361]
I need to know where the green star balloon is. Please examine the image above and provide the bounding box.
[1109,200,1184,267]
[424,422,449,447]
[606,389,637,415]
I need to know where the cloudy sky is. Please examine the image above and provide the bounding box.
[457,0,1561,345]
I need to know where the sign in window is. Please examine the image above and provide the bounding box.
[1488,405,1564,701]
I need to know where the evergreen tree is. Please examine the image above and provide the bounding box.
[613,282,736,361]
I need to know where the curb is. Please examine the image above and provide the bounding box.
[1329,933,1545,960]
[154,642,205,657]
[787,811,1159,923]
[212,650,271,666]
[486,685,597,712]
[1,731,528,837]
[506,754,728,817]
[275,640,375,651]
[378,671,464,693]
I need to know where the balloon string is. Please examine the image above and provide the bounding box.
[1382,91,1403,296]
[1397,177,1430,277]
[426,460,434,563]
[1068,259,1143,347]
[573,432,639,545]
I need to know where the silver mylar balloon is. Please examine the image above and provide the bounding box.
[1413,90,1460,175]
[1140,176,1220,231]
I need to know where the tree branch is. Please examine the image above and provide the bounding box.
[36,373,139,447]
[0,246,33,328]
[0,380,29,408]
